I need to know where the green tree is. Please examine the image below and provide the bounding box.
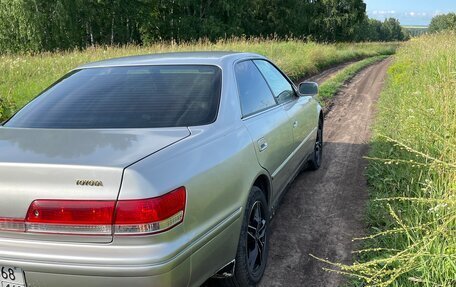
[353,16,408,42]
[381,18,407,41]
[310,0,366,42]
[429,13,456,33]
[353,17,381,41]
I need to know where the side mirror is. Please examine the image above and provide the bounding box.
[298,81,319,96]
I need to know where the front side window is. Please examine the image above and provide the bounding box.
[5,65,221,129]
[253,60,296,104]
[235,61,276,117]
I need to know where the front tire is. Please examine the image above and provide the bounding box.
[223,186,269,286]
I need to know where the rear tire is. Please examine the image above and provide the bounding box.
[309,116,323,170]
[221,186,269,287]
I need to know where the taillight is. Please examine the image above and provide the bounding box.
[0,218,25,232]
[25,200,116,235]
[114,186,186,235]
[0,187,186,236]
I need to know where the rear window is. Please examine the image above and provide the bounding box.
[5,65,222,129]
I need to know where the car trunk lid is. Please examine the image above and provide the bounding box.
[0,127,190,242]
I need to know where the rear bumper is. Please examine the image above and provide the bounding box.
[22,261,190,287]
[0,239,191,287]
[0,235,191,277]
[0,207,243,287]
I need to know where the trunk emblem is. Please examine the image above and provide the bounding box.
[76,180,104,187]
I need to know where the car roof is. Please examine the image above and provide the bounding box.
[77,51,264,69]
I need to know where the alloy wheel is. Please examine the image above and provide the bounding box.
[246,201,267,276]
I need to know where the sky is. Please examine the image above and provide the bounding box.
[364,0,456,26]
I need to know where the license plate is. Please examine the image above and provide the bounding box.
[1,266,26,287]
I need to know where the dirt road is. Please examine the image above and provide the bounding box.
[259,58,392,287]
[304,60,357,85]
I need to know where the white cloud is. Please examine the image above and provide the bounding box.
[369,10,397,16]
[401,11,431,17]
[433,10,445,16]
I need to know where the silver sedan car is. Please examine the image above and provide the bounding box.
[0,52,323,287]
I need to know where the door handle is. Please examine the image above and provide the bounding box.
[258,138,268,152]
[293,121,298,128]
[259,142,268,152]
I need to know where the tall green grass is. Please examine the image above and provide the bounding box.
[319,32,456,286]
[0,39,397,120]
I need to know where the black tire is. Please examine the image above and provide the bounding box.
[222,186,270,287]
[309,116,323,170]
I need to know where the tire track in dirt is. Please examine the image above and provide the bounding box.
[302,60,357,85]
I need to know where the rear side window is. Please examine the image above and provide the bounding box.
[235,61,276,117]
[5,65,221,129]
[253,60,295,104]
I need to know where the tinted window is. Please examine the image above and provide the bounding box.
[5,65,221,129]
[235,61,276,117]
[254,60,295,104]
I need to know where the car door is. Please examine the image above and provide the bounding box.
[253,60,317,174]
[235,60,294,200]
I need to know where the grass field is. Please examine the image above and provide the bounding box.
[322,33,456,286]
[402,25,428,29]
[402,26,428,38]
[0,40,397,120]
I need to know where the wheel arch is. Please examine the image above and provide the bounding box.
[252,173,272,207]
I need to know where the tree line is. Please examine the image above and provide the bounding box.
[354,17,408,42]
[0,0,408,54]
